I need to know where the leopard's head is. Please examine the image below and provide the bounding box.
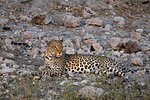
[45,40,63,57]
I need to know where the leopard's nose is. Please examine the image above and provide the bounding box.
[56,52,62,57]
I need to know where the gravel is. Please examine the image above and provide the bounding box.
[0,0,150,99]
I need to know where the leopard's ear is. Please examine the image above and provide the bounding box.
[45,40,49,46]
[59,40,63,44]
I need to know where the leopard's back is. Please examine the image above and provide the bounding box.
[65,54,127,77]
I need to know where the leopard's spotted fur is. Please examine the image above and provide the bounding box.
[42,40,128,77]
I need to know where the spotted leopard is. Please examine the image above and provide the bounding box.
[42,40,128,77]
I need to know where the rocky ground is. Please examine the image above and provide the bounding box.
[0,0,150,99]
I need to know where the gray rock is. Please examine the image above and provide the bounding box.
[0,57,3,62]
[47,90,59,96]
[121,39,140,53]
[145,51,150,56]
[28,48,39,57]
[31,12,52,25]
[72,82,79,85]
[22,31,37,40]
[38,32,47,39]
[104,24,111,31]
[5,53,15,59]
[131,57,143,66]
[77,49,87,54]
[85,18,103,26]
[92,43,103,51]
[82,7,96,18]
[113,16,125,25]
[79,86,104,99]
[80,45,90,53]
[39,66,46,71]
[3,59,15,65]
[83,39,97,46]
[112,51,121,57]
[0,18,9,25]
[74,36,82,49]
[109,37,121,49]
[1,63,7,68]
[59,80,69,86]
[136,29,143,34]
[66,48,75,54]
[33,76,41,80]
[5,39,11,46]
[80,80,89,85]
[13,64,19,69]
[82,9,91,18]
[63,39,74,48]
[83,34,94,40]
[64,15,80,28]
[131,32,142,40]
[0,67,14,75]
[19,15,32,23]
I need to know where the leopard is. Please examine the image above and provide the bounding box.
[41,40,129,77]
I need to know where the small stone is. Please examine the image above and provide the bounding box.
[109,37,121,49]
[83,39,97,46]
[19,15,32,23]
[38,32,46,39]
[122,40,139,53]
[136,29,143,34]
[82,7,96,18]
[80,45,90,53]
[74,36,82,49]
[63,39,74,48]
[13,64,19,69]
[113,16,125,25]
[31,12,52,25]
[29,48,39,57]
[131,57,143,66]
[33,76,41,80]
[47,90,58,96]
[19,15,27,21]
[66,48,75,54]
[82,9,91,18]
[145,51,150,56]
[0,81,3,87]
[131,32,142,40]
[104,24,111,31]
[142,47,150,51]
[79,86,104,99]
[83,34,94,40]
[77,49,87,54]
[5,39,11,46]
[80,80,89,84]
[39,66,46,71]
[0,18,9,25]
[0,57,3,62]
[138,82,145,87]
[91,43,103,51]
[1,63,7,68]
[22,31,37,40]
[0,67,14,75]
[122,53,130,58]
[3,59,15,65]
[72,82,79,85]
[60,80,69,86]
[5,53,15,59]
[85,18,103,26]
[64,15,80,28]
[112,51,121,57]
